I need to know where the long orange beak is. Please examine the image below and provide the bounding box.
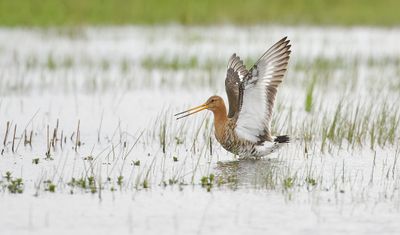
[175,104,208,120]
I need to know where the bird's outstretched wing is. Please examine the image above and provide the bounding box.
[225,54,248,118]
[235,37,291,143]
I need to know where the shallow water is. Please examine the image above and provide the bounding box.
[0,25,400,234]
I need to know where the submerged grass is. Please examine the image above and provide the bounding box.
[0,100,399,203]
[2,53,399,95]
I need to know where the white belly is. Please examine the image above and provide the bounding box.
[253,141,283,157]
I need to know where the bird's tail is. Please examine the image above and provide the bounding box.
[274,135,290,143]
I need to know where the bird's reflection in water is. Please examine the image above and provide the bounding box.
[215,158,283,189]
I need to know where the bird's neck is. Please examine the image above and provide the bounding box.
[212,105,228,141]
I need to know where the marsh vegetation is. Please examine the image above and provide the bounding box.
[1,26,400,234]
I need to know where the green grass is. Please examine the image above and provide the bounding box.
[305,76,316,113]
[1,0,400,26]
[2,172,24,194]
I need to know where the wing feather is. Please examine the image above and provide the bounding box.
[225,54,248,118]
[235,37,291,143]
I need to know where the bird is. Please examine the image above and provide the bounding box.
[175,37,291,158]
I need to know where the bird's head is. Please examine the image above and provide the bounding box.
[205,95,224,112]
[175,95,225,119]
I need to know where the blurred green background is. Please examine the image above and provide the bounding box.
[0,0,399,26]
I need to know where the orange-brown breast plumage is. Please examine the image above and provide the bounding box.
[208,96,255,155]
